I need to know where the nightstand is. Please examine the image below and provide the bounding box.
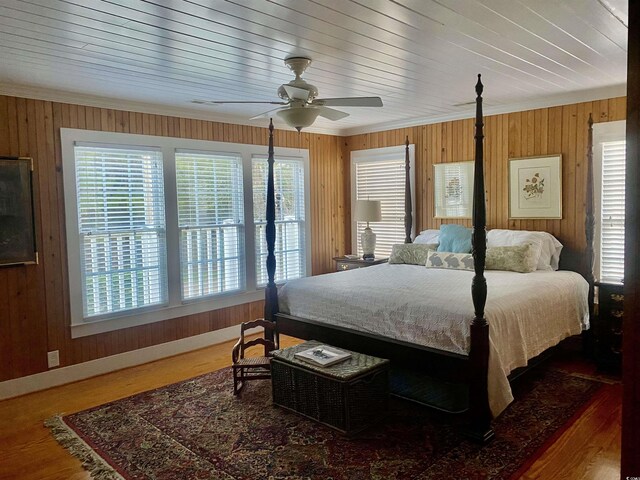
[594,281,624,372]
[333,256,388,272]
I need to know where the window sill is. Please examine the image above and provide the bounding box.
[70,289,265,339]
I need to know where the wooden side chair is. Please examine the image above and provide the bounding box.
[231,319,279,395]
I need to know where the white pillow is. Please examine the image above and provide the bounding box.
[486,229,563,270]
[414,229,440,245]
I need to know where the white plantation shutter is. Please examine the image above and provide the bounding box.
[600,140,626,283]
[253,157,306,285]
[355,159,406,257]
[74,145,167,318]
[176,151,245,299]
[64,129,311,334]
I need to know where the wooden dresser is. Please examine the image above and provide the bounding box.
[594,282,624,372]
[333,256,388,272]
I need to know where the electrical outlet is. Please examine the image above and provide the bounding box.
[47,350,60,368]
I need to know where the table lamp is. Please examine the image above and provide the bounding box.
[354,199,382,259]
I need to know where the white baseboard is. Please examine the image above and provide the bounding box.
[0,324,257,400]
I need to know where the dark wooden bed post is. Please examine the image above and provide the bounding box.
[404,136,413,244]
[264,119,278,342]
[585,114,596,316]
[467,74,495,443]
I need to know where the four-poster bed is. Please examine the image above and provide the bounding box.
[261,75,594,442]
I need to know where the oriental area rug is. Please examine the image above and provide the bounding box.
[46,367,601,480]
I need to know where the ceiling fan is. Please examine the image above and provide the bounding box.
[193,57,383,132]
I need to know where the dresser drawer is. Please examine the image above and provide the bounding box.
[336,261,359,271]
[333,257,388,272]
[594,282,624,372]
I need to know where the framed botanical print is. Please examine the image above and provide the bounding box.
[434,161,474,218]
[509,155,562,219]
[0,156,38,266]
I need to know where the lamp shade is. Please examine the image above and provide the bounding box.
[277,106,321,132]
[354,200,382,222]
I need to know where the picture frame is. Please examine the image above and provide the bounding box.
[509,154,562,219]
[433,161,475,218]
[0,156,38,266]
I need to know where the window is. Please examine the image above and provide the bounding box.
[62,129,310,338]
[74,145,167,319]
[351,145,415,257]
[594,121,626,284]
[176,151,244,300]
[253,157,306,285]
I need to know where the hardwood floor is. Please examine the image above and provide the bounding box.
[0,336,621,480]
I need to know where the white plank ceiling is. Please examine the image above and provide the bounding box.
[0,0,628,135]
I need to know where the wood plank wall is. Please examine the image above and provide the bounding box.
[0,94,626,383]
[344,97,627,261]
[0,95,346,382]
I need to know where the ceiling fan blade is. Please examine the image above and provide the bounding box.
[283,85,311,101]
[193,100,288,105]
[316,106,350,121]
[314,97,383,107]
[250,106,286,120]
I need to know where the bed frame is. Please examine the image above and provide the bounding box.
[262,76,595,443]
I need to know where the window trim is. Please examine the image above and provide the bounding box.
[61,128,310,338]
[350,144,416,255]
[593,120,626,283]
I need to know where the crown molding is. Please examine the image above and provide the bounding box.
[339,83,627,137]
[0,82,627,139]
[0,83,342,137]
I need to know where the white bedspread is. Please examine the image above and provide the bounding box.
[278,264,589,416]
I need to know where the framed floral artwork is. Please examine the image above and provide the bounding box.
[509,155,562,219]
[434,161,475,218]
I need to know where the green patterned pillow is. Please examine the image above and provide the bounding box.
[425,250,474,270]
[486,244,538,273]
[389,243,438,265]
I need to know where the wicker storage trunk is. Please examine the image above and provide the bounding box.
[271,341,390,434]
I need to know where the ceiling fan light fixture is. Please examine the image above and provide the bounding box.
[277,106,321,132]
[203,56,383,130]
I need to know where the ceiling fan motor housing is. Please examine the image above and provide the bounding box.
[277,81,318,101]
[279,56,317,101]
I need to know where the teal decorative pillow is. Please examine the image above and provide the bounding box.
[389,243,438,265]
[425,250,474,270]
[437,224,472,253]
[486,244,538,273]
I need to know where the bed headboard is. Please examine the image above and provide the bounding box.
[558,245,587,276]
